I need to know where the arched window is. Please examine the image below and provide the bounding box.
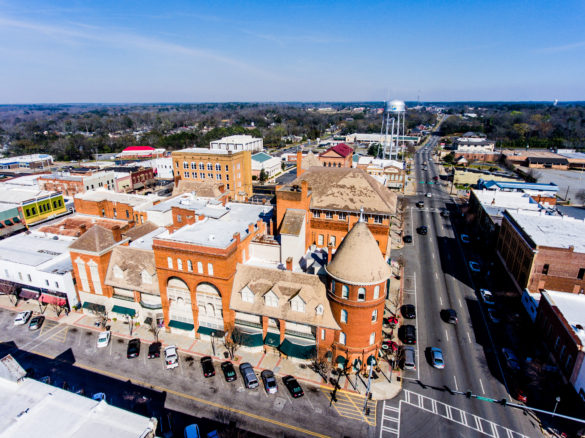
[197,261,203,274]
[358,287,366,301]
[177,259,183,271]
[342,285,349,299]
[372,309,378,322]
[167,257,173,269]
[340,309,348,323]
[373,285,380,299]
[316,304,323,315]
[339,332,346,345]
[187,260,193,272]
[369,332,375,345]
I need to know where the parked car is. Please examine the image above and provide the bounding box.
[511,382,528,403]
[201,356,215,377]
[96,331,111,348]
[184,424,201,438]
[417,226,428,235]
[28,315,45,331]
[440,209,449,218]
[92,392,106,402]
[501,348,521,372]
[401,346,416,370]
[480,289,495,305]
[261,370,278,394]
[401,304,416,319]
[127,339,141,358]
[14,310,32,326]
[460,234,470,244]
[416,201,424,208]
[469,261,481,273]
[164,345,179,369]
[400,325,416,345]
[221,361,237,382]
[282,375,304,398]
[147,342,161,359]
[426,192,432,198]
[428,347,445,369]
[403,235,413,243]
[441,309,458,324]
[239,362,259,389]
[487,308,501,324]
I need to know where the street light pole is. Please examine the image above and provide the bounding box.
[552,396,561,418]
[211,332,216,356]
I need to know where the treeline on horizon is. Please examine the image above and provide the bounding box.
[0,102,583,161]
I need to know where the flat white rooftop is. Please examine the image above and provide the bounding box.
[0,377,156,438]
[175,147,240,155]
[211,135,261,143]
[0,187,59,204]
[543,290,585,343]
[157,202,272,249]
[507,209,585,253]
[473,190,543,216]
[0,232,76,267]
[75,188,161,208]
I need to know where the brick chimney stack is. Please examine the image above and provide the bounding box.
[111,225,122,242]
[286,257,293,271]
[79,224,87,235]
[296,150,303,177]
[327,242,334,264]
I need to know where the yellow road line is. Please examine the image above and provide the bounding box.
[322,387,376,426]
[31,350,329,438]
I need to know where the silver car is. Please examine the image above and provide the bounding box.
[402,347,416,370]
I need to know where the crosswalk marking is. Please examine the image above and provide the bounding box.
[322,388,377,426]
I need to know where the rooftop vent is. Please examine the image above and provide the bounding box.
[208,234,215,241]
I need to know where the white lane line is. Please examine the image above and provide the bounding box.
[479,378,485,395]
[413,271,420,382]
[445,330,449,342]
[458,298,463,308]
[378,401,385,438]
[453,375,459,391]
[439,296,443,306]
[435,272,439,280]
[467,332,472,344]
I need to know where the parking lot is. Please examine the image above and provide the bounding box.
[0,306,377,438]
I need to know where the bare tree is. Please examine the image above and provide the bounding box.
[0,281,19,306]
[49,302,66,317]
[310,351,332,382]
[149,317,161,342]
[224,327,243,360]
[95,307,109,329]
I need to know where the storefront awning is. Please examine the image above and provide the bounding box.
[40,293,67,306]
[19,288,40,300]
[0,281,17,295]
[279,338,316,360]
[4,220,13,226]
[264,332,281,347]
[335,355,347,364]
[367,355,377,366]
[197,326,225,338]
[168,320,194,331]
[238,332,263,347]
[82,301,106,313]
[111,305,136,317]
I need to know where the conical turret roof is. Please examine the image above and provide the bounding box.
[325,221,391,285]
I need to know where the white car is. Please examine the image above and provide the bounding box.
[480,289,495,305]
[14,310,33,326]
[426,192,432,198]
[164,345,179,369]
[97,331,111,348]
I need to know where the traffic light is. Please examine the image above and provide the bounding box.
[499,399,507,406]
[465,391,472,399]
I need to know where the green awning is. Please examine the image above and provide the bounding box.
[279,338,316,360]
[367,355,377,365]
[111,305,136,317]
[239,332,263,347]
[169,320,194,331]
[82,302,105,313]
[264,332,281,347]
[336,355,347,364]
[197,326,225,338]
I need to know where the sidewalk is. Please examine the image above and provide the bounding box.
[0,294,402,400]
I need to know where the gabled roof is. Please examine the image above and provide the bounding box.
[319,143,353,158]
[69,225,118,253]
[286,167,397,215]
[326,221,391,285]
[230,264,340,330]
[105,246,159,295]
[123,221,159,242]
[172,179,224,197]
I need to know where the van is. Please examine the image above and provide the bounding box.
[239,362,259,389]
[402,347,416,370]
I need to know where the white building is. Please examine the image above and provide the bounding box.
[0,154,53,170]
[0,231,78,309]
[345,133,419,145]
[251,152,281,179]
[148,157,174,179]
[453,132,495,152]
[210,135,263,152]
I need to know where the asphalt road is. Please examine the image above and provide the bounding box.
[0,308,376,438]
[381,137,544,438]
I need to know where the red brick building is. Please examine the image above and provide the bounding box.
[318,143,353,168]
[497,210,585,294]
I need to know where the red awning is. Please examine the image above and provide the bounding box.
[40,293,67,306]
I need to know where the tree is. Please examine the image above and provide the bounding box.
[368,143,381,157]
[224,327,243,360]
[281,161,286,171]
[49,302,67,317]
[310,351,332,382]
[149,317,161,342]
[443,152,455,164]
[259,169,268,183]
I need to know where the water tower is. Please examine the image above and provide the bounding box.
[381,100,406,160]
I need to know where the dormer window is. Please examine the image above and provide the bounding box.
[113,265,123,279]
[265,291,278,307]
[315,304,323,315]
[141,270,152,284]
[242,287,254,303]
[291,295,305,312]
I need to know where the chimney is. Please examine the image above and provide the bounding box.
[248,223,255,235]
[233,232,241,245]
[296,150,303,177]
[286,257,293,271]
[327,242,334,264]
[301,180,308,199]
[79,224,87,235]
[111,225,122,242]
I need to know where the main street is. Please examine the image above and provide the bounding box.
[380,135,543,438]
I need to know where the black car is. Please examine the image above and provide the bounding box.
[221,361,237,382]
[400,325,416,344]
[440,209,449,218]
[416,201,424,208]
[127,339,141,359]
[401,304,416,319]
[147,342,161,359]
[201,356,215,378]
[403,235,413,243]
[28,315,45,331]
[282,375,304,398]
[441,309,458,324]
[417,226,428,235]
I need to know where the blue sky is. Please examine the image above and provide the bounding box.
[0,0,584,103]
